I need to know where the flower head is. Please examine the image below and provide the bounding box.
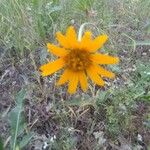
[40,26,119,94]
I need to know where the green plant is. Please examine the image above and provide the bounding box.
[9,89,33,150]
[0,137,3,150]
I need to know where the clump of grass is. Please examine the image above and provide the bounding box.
[0,0,61,54]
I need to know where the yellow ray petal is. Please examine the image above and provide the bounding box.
[78,71,88,91]
[56,32,70,49]
[82,31,92,42]
[40,58,65,77]
[90,35,108,52]
[47,43,68,57]
[93,64,115,78]
[91,54,119,64]
[86,66,105,86]
[57,69,71,85]
[66,26,78,48]
[80,31,92,50]
[68,72,79,94]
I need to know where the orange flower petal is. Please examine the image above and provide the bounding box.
[91,54,119,64]
[47,43,68,57]
[66,26,78,48]
[78,71,88,91]
[86,66,105,86]
[56,32,69,49]
[90,35,108,52]
[80,31,92,50]
[93,64,115,78]
[57,69,71,85]
[68,72,79,94]
[40,58,65,77]
[82,31,92,41]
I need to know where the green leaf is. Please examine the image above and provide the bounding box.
[96,91,110,105]
[19,133,34,149]
[0,137,3,150]
[127,41,150,47]
[140,94,150,101]
[15,89,26,105]
[135,41,150,46]
[9,89,26,150]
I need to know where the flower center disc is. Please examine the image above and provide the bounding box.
[64,50,91,71]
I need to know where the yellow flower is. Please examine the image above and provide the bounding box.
[40,26,119,94]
